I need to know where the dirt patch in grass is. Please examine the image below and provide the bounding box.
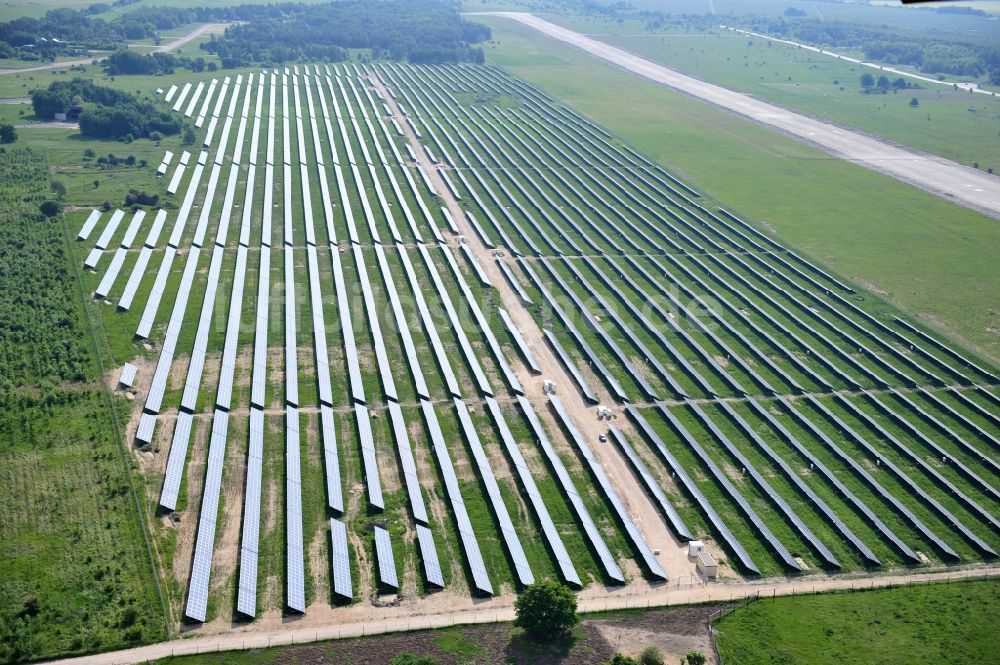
[213,603,724,664]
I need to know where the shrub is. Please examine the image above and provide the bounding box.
[640,645,664,665]
[684,651,707,665]
[606,655,638,665]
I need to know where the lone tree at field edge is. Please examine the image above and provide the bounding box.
[514,580,579,640]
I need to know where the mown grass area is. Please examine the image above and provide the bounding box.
[0,146,166,663]
[477,16,1000,366]
[715,577,1000,665]
[590,23,1000,169]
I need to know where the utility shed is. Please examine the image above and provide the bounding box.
[697,551,718,579]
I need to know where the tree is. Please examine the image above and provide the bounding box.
[683,651,707,665]
[49,180,66,198]
[39,200,62,217]
[910,97,919,107]
[876,75,890,92]
[0,123,15,144]
[182,125,196,145]
[860,72,875,89]
[513,580,578,640]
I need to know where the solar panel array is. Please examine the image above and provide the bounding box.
[422,400,493,595]
[516,395,624,583]
[104,60,1000,623]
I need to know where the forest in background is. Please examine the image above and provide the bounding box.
[1,0,490,67]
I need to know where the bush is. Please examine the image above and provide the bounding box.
[606,655,638,665]
[0,123,15,144]
[683,651,707,665]
[39,199,62,217]
[124,189,158,207]
[514,580,578,641]
[640,645,664,665]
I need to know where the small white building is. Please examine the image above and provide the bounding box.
[697,551,718,579]
[688,540,704,558]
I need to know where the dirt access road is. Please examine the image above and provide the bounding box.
[369,71,695,581]
[479,12,1000,221]
[46,566,1000,664]
[0,23,228,76]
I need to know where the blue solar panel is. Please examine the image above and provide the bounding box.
[330,519,353,599]
[355,404,384,510]
[416,524,445,588]
[286,405,306,612]
[374,525,399,591]
[454,398,533,585]
[237,408,265,617]
[185,409,230,622]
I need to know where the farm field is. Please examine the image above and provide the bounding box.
[536,15,1000,169]
[62,56,1000,651]
[475,15,1000,366]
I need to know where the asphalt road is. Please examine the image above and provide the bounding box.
[482,12,1000,220]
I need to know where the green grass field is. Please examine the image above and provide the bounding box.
[478,15,1000,366]
[715,577,1000,664]
[540,15,1000,168]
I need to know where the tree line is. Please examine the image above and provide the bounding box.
[199,1,489,67]
[31,78,183,140]
[738,16,1000,84]
[2,0,490,67]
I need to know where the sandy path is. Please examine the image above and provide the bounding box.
[44,565,1000,664]
[368,72,693,583]
[479,12,1000,221]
